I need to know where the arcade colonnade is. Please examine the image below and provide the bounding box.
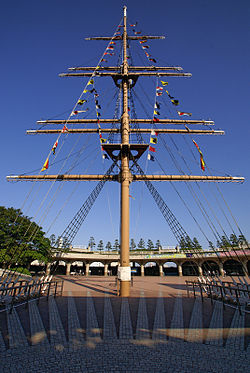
[44,257,250,277]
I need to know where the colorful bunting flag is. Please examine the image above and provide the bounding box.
[156,86,163,91]
[129,195,135,199]
[147,153,155,161]
[87,79,94,85]
[101,58,107,62]
[156,92,162,97]
[41,157,49,171]
[153,110,160,116]
[70,110,88,116]
[151,130,159,136]
[78,99,87,105]
[149,58,156,63]
[171,99,179,106]
[153,117,160,122]
[139,40,147,44]
[61,125,68,133]
[192,140,205,171]
[102,153,109,159]
[155,102,160,109]
[161,81,168,86]
[150,137,158,144]
[142,45,149,49]
[149,146,156,152]
[165,90,174,99]
[177,111,192,117]
[52,140,58,155]
[100,138,107,143]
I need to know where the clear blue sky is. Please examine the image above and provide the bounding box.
[1,0,250,249]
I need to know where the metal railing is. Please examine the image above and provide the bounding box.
[0,278,64,313]
[185,279,250,312]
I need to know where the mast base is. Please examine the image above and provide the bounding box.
[120,281,130,297]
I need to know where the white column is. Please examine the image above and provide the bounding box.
[66,262,71,276]
[178,263,183,277]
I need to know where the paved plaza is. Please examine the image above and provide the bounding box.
[0,276,249,372]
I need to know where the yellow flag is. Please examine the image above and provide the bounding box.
[161,80,168,86]
[41,157,49,172]
[87,79,94,85]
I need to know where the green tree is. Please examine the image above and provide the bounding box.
[230,234,238,247]
[49,234,56,247]
[220,236,231,248]
[97,240,104,251]
[0,206,51,270]
[179,236,193,251]
[238,234,247,247]
[147,239,154,250]
[192,237,203,251]
[105,241,112,252]
[113,239,120,251]
[155,239,162,250]
[88,236,95,250]
[130,238,136,251]
[138,238,145,250]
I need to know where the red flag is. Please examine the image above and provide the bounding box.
[153,117,160,122]
[61,125,68,133]
[149,146,156,152]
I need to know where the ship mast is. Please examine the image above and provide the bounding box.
[119,5,131,296]
[7,6,245,297]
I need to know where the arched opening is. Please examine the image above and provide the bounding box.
[163,261,178,276]
[202,260,219,276]
[51,261,66,275]
[70,261,85,275]
[182,261,199,276]
[109,262,118,276]
[144,262,159,276]
[130,261,141,276]
[223,259,244,276]
[29,260,45,276]
[89,262,104,275]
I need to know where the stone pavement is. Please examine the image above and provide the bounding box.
[0,276,249,372]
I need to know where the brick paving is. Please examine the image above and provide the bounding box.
[152,291,167,341]
[205,300,223,346]
[0,276,249,372]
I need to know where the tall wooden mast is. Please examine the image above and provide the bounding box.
[7,7,245,297]
[119,5,131,296]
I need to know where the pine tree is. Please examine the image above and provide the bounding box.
[130,238,136,250]
[230,234,238,247]
[88,236,96,250]
[147,239,154,250]
[192,237,202,251]
[113,239,120,251]
[138,238,145,249]
[155,239,162,250]
[105,241,112,252]
[97,240,104,251]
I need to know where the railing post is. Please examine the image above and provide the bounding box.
[25,284,31,309]
[199,283,203,302]
[47,281,52,300]
[54,281,58,298]
[38,282,42,304]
